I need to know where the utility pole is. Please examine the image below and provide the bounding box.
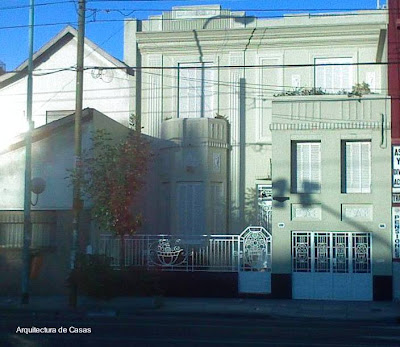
[21,0,35,305]
[69,0,85,308]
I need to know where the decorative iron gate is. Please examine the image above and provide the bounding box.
[98,226,272,294]
[238,226,272,294]
[292,231,372,300]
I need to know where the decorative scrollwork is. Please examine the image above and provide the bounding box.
[148,238,187,267]
[355,243,368,264]
[336,243,346,263]
[242,230,269,269]
[296,243,309,263]
[317,243,327,260]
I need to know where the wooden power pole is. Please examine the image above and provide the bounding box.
[69,0,86,308]
[21,0,35,305]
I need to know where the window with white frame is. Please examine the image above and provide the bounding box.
[292,141,321,193]
[315,57,353,93]
[342,141,371,193]
[178,62,214,118]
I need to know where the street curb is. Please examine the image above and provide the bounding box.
[2,306,399,324]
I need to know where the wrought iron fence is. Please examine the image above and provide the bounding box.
[98,227,272,272]
[0,223,55,249]
[99,234,240,271]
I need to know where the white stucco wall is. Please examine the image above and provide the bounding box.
[0,35,131,149]
[0,111,130,211]
[125,7,388,234]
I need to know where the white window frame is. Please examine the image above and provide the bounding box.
[178,62,214,118]
[314,57,353,93]
[342,141,371,194]
[292,141,321,194]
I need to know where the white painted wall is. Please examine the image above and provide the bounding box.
[0,36,131,149]
[0,111,130,210]
[125,7,388,234]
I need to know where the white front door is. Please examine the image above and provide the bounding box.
[292,231,372,301]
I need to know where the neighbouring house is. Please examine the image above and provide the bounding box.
[0,26,133,150]
[271,96,391,301]
[0,109,132,295]
[388,0,400,301]
[120,5,393,300]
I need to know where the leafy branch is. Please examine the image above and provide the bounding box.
[68,129,151,236]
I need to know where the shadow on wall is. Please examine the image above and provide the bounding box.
[273,178,390,249]
[244,187,258,226]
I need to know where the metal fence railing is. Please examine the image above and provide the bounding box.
[98,226,272,273]
[0,223,55,249]
[99,234,240,271]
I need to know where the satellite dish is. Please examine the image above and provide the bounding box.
[31,177,46,195]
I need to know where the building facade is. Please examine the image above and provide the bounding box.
[0,109,131,295]
[0,26,133,149]
[388,0,400,301]
[271,96,391,300]
[123,5,392,300]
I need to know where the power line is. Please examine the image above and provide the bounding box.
[0,9,389,30]
[0,1,384,13]
[0,22,77,31]
[0,1,75,11]
[2,58,397,76]
[25,60,400,74]
[0,67,391,100]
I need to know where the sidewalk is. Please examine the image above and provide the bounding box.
[1,295,399,321]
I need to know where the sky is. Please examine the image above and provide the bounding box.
[0,0,387,72]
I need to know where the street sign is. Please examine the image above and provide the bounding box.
[393,207,400,259]
[393,146,400,188]
[393,193,400,203]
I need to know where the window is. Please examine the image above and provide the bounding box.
[177,182,205,235]
[342,141,371,193]
[292,141,321,193]
[178,62,214,118]
[315,57,353,93]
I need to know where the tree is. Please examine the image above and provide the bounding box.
[70,127,151,267]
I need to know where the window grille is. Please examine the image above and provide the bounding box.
[292,231,371,274]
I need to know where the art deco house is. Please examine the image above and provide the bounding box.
[123,5,392,300]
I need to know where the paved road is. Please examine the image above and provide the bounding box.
[0,311,399,347]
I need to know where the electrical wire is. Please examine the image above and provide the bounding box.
[4,59,400,76]
[0,9,389,30]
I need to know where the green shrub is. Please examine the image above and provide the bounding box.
[67,253,116,300]
[67,254,163,299]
